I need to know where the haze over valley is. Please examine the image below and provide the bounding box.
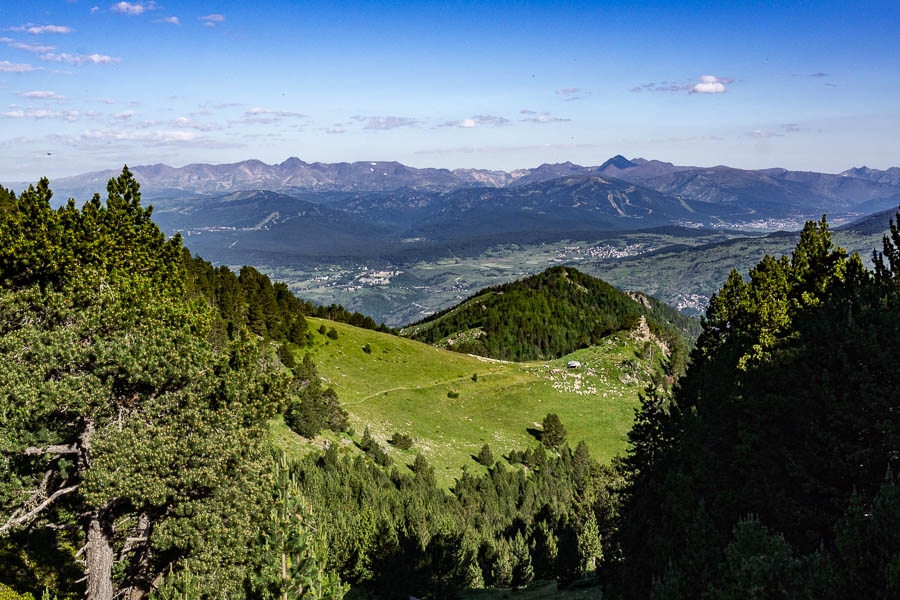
[31,154,896,324]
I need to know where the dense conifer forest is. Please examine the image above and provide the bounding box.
[404,266,695,373]
[1,170,898,599]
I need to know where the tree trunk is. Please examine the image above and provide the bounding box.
[122,511,154,600]
[85,514,115,600]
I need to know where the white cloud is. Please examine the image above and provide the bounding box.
[19,90,65,99]
[555,87,579,95]
[520,109,538,114]
[325,126,346,134]
[693,82,726,93]
[111,2,157,16]
[113,110,135,119]
[11,24,73,34]
[91,6,100,14]
[0,60,43,73]
[690,75,731,94]
[41,52,120,65]
[157,16,180,25]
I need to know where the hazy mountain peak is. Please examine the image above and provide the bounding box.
[599,155,637,170]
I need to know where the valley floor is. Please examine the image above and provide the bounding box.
[234,226,886,326]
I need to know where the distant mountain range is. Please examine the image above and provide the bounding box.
[15,156,900,220]
[9,155,899,267]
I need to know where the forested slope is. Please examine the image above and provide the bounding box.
[403,266,694,370]
[616,212,900,599]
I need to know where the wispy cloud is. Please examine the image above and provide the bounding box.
[649,135,724,143]
[416,142,601,155]
[245,107,306,118]
[440,114,509,128]
[41,52,120,65]
[173,116,221,131]
[555,87,590,101]
[631,75,734,94]
[0,37,57,53]
[157,16,180,25]
[18,90,66,99]
[199,14,225,27]
[325,126,346,134]
[235,107,307,125]
[630,81,689,93]
[2,109,98,121]
[75,128,238,148]
[10,24,73,34]
[808,72,828,78]
[519,109,538,114]
[781,123,801,133]
[0,60,43,73]
[352,115,420,130]
[520,113,571,124]
[746,129,782,138]
[111,2,157,16]
[690,75,732,94]
[113,110,135,120]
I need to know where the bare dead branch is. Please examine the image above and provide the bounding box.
[23,444,78,456]
[0,482,80,534]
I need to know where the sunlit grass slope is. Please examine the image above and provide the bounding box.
[272,317,663,486]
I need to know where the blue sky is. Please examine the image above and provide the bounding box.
[1,0,898,181]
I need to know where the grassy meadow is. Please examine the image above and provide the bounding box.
[272,317,664,486]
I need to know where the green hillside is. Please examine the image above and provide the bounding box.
[272,316,665,486]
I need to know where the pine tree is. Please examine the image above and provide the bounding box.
[476,444,494,467]
[510,532,534,588]
[541,413,567,449]
[577,515,603,577]
[250,455,348,599]
[0,274,290,598]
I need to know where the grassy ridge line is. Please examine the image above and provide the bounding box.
[273,317,661,486]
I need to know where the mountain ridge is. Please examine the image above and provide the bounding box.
[15,157,900,211]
